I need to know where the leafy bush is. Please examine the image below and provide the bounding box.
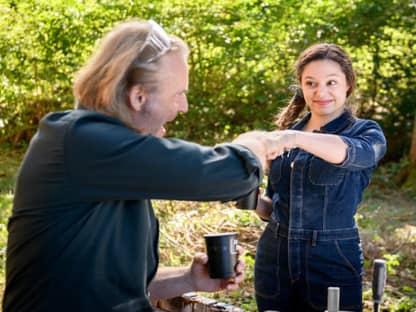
[0,0,415,157]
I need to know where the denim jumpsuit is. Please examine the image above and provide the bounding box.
[254,110,386,312]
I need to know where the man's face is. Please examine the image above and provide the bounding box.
[132,53,189,136]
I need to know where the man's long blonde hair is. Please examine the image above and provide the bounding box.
[73,20,189,129]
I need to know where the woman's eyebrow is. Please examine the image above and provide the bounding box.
[304,73,341,80]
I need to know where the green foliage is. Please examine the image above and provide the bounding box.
[0,145,24,300]
[355,160,416,311]
[164,0,298,143]
[0,0,415,156]
[0,0,156,144]
[383,253,400,275]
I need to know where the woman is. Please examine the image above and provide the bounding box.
[254,43,387,311]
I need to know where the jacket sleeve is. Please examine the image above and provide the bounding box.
[65,114,263,202]
[336,119,387,171]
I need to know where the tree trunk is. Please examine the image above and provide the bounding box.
[402,114,416,191]
[410,114,416,163]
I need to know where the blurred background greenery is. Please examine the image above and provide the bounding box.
[1,0,415,159]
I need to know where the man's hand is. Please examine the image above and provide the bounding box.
[232,130,298,170]
[263,130,298,159]
[148,246,245,301]
[255,188,273,221]
[187,245,245,292]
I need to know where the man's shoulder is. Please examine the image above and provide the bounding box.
[39,109,128,139]
[42,109,121,126]
[36,109,132,152]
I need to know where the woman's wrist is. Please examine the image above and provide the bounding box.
[255,196,272,220]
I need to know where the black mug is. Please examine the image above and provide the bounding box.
[236,188,259,210]
[204,232,238,278]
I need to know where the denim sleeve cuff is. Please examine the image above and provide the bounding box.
[336,135,386,169]
[335,136,355,168]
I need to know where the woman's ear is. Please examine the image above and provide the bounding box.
[128,85,147,111]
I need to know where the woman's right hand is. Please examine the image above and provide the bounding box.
[255,189,273,221]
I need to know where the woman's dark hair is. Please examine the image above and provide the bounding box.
[275,43,356,129]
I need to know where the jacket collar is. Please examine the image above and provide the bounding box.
[291,109,355,134]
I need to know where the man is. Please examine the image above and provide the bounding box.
[3,19,281,311]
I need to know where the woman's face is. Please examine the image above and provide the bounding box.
[301,59,350,124]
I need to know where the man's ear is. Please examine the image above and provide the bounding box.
[128,85,147,112]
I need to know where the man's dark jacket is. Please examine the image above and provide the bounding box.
[3,109,262,312]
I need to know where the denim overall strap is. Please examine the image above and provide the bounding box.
[288,147,306,280]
